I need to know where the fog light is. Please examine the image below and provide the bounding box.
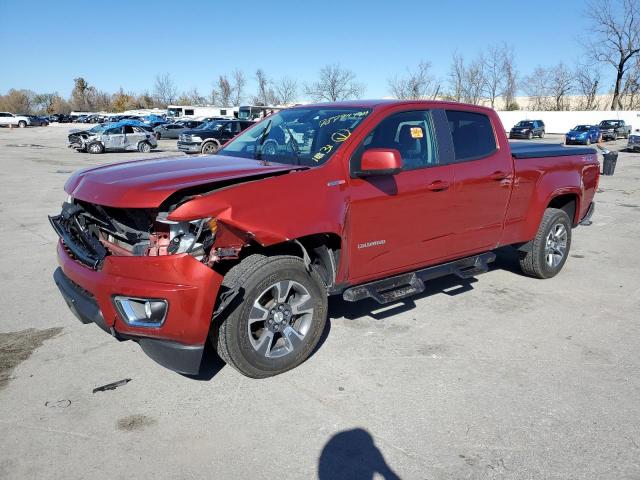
[113,296,168,327]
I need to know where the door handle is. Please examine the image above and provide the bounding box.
[489,171,509,181]
[426,180,450,192]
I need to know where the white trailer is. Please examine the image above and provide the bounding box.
[167,105,238,120]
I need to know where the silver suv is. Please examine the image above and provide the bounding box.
[68,122,158,154]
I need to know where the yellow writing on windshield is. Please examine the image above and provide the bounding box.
[319,110,369,128]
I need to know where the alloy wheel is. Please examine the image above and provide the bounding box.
[247,280,314,358]
[544,223,568,268]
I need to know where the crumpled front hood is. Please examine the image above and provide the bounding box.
[64,155,304,208]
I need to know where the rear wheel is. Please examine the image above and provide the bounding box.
[138,141,151,153]
[539,130,545,138]
[18,121,26,128]
[212,255,328,378]
[156,132,161,139]
[527,131,533,140]
[519,208,572,279]
[585,137,591,145]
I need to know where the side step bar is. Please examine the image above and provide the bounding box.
[342,252,496,304]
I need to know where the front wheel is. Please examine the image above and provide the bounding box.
[213,255,328,378]
[519,208,572,279]
[201,141,219,154]
[527,131,533,140]
[585,137,591,145]
[539,131,545,138]
[87,142,104,154]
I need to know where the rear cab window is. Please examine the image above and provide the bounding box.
[445,110,497,162]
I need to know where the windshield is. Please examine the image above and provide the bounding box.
[220,107,371,166]
[197,120,225,131]
[573,125,590,131]
[88,124,107,133]
[599,121,617,127]
[516,121,534,127]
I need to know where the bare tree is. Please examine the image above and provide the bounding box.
[548,63,573,110]
[586,0,640,109]
[153,73,177,107]
[0,89,35,114]
[212,75,232,106]
[575,64,601,110]
[71,77,90,111]
[483,46,506,108]
[254,69,277,105]
[304,63,364,102]
[231,69,246,106]
[388,61,440,100]
[621,57,640,108]
[461,55,486,105]
[501,45,518,110]
[273,77,298,105]
[448,52,465,102]
[523,66,551,110]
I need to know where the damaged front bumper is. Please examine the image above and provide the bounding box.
[52,240,223,374]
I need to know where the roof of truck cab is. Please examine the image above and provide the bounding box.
[290,99,497,112]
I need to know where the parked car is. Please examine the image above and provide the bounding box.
[509,120,545,139]
[598,120,632,141]
[627,129,640,151]
[153,122,201,139]
[67,122,158,154]
[565,125,600,145]
[50,100,599,377]
[48,114,72,123]
[178,120,253,154]
[28,115,49,126]
[0,112,31,127]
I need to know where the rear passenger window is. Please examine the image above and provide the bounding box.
[445,110,496,162]
[352,110,437,171]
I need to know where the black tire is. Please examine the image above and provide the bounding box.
[87,142,104,154]
[201,141,219,154]
[539,130,545,138]
[527,131,533,140]
[585,137,591,145]
[519,208,572,279]
[138,141,151,153]
[156,132,161,139]
[212,254,328,378]
[18,121,27,128]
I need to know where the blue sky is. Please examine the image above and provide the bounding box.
[0,0,597,99]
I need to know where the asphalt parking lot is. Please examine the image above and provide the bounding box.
[1,123,639,479]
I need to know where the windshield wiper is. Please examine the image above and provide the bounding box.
[283,124,301,165]
[254,120,272,160]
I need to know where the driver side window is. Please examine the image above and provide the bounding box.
[351,110,437,172]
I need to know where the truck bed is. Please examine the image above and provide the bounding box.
[509,142,597,159]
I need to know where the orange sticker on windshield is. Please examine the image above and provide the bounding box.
[410,127,424,138]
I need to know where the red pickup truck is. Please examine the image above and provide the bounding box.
[50,101,599,378]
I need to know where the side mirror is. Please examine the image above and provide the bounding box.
[353,148,403,177]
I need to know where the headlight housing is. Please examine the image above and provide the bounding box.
[154,216,217,261]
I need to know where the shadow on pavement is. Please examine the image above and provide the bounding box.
[318,428,401,480]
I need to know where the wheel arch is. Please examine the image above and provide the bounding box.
[237,233,342,290]
[547,191,580,227]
